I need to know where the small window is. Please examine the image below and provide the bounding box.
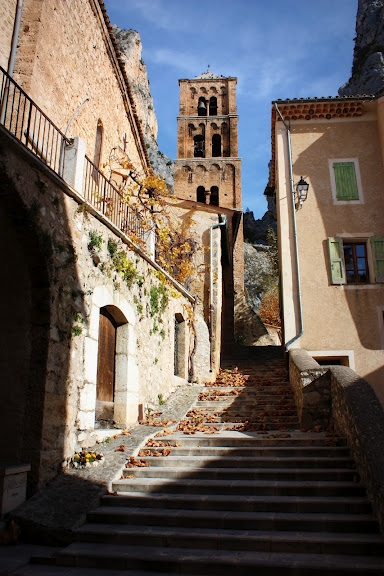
[209,97,218,116]
[212,134,221,157]
[197,186,206,203]
[194,135,205,157]
[210,186,219,206]
[343,242,369,284]
[329,159,363,204]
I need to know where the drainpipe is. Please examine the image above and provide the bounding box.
[274,102,303,350]
[209,215,227,371]
[7,0,23,77]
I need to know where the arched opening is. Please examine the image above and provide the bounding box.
[194,134,205,158]
[0,171,50,494]
[188,123,195,137]
[212,134,221,157]
[197,97,207,116]
[174,313,187,378]
[209,96,218,116]
[210,186,219,206]
[197,186,206,203]
[96,305,127,425]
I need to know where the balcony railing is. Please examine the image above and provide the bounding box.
[83,156,146,240]
[0,66,68,175]
[0,66,146,242]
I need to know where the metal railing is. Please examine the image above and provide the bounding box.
[0,66,146,242]
[0,66,68,175]
[83,155,146,240]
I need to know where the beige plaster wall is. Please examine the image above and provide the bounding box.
[0,0,17,71]
[13,0,146,174]
[276,110,384,404]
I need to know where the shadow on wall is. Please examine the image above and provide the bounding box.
[292,123,384,353]
[0,131,85,496]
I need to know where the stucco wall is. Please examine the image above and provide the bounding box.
[276,107,384,404]
[12,0,146,174]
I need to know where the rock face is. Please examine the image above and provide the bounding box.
[112,26,174,187]
[243,194,277,245]
[339,0,384,96]
[243,242,273,313]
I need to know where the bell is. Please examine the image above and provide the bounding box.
[198,100,206,111]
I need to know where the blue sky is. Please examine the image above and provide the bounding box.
[104,0,357,219]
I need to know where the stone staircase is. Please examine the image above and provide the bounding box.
[55,346,384,574]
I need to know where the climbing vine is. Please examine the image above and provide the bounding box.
[101,147,201,287]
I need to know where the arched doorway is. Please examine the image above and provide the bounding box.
[95,305,128,425]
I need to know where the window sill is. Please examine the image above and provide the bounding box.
[339,284,382,290]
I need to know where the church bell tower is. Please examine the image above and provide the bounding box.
[174,68,243,356]
[174,68,242,211]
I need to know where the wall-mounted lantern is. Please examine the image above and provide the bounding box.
[295,176,309,209]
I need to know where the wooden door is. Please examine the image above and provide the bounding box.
[96,308,117,402]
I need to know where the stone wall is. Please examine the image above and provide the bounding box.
[289,349,384,532]
[288,350,331,429]
[0,0,17,71]
[12,0,147,175]
[0,127,212,490]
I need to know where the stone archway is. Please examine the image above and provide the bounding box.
[83,287,139,430]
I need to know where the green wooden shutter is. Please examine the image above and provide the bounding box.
[328,237,346,284]
[333,162,359,200]
[371,237,384,283]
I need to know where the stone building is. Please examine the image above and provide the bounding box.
[272,95,384,405]
[174,70,244,355]
[0,0,218,494]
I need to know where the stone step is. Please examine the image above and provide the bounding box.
[133,432,347,448]
[87,507,379,533]
[56,542,384,574]
[120,466,356,481]
[135,455,355,469]
[195,400,297,408]
[75,523,384,556]
[137,446,351,457]
[112,477,365,497]
[101,493,372,514]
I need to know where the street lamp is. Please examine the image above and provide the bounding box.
[295,176,309,209]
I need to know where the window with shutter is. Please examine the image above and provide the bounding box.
[328,237,346,284]
[329,159,363,204]
[371,237,384,283]
[333,162,359,200]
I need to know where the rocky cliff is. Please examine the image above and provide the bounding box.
[112,26,174,187]
[339,0,384,96]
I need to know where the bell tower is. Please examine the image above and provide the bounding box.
[174,69,243,356]
[174,68,242,211]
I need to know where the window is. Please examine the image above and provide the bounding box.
[212,134,221,157]
[209,96,218,116]
[329,159,363,204]
[197,186,206,203]
[210,186,219,206]
[194,135,205,157]
[343,242,369,284]
[197,97,207,116]
[328,237,384,285]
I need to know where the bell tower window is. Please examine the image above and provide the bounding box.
[209,97,218,116]
[210,186,219,206]
[197,186,206,203]
[212,134,221,157]
[194,135,205,157]
[197,97,207,116]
